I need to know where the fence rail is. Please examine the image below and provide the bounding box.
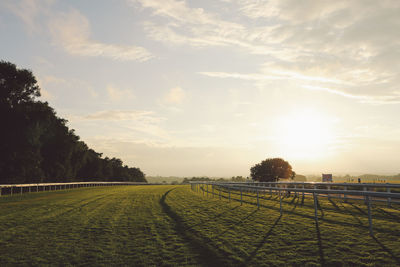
[190,181,400,236]
[0,181,148,196]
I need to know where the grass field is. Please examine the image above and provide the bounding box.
[0,185,399,266]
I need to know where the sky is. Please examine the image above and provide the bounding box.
[1,0,400,177]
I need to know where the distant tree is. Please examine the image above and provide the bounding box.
[250,158,294,182]
[293,174,307,182]
[231,176,246,182]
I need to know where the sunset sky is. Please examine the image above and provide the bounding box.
[1,0,400,177]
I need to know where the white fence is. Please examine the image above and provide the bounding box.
[190,181,400,236]
[0,181,148,196]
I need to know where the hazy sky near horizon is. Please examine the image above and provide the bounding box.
[1,0,400,177]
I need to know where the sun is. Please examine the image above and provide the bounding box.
[275,110,335,160]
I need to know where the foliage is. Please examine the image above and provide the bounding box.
[0,185,399,266]
[250,158,294,182]
[231,176,248,182]
[0,60,145,183]
[293,174,307,182]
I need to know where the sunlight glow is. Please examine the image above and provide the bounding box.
[275,110,335,160]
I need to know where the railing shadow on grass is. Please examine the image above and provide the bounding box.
[376,207,400,221]
[242,215,282,266]
[315,219,326,266]
[328,198,341,211]
[371,235,400,265]
[160,189,240,267]
[213,209,259,239]
[207,188,399,235]
[189,206,240,229]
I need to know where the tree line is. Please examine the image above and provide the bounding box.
[0,61,146,184]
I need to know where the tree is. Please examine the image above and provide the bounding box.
[250,158,294,182]
[0,61,40,109]
[0,60,146,183]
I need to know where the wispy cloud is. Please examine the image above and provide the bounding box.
[106,84,135,102]
[1,0,53,33]
[82,110,156,121]
[134,0,400,104]
[4,1,153,61]
[49,9,153,62]
[163,86,185,104]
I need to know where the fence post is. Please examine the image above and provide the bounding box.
[387,187,391,208]
[363,186,367,204]
[20,186,22,195]
[206,184,209,197]
[367,195,373,236]
[344,185,347,203]
[313,192,319,226]
[228,187,231,202]
[240,188,243,205]
[279,189,282,215]
[327,185,331,200]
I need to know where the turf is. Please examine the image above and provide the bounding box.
[0,185,399,266]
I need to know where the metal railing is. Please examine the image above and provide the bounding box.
[0,181,148,196]
[190,181,400,236]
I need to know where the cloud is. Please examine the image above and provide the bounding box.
[49,9,153,62]
[106,84,135,102]
[1,0,53,33]
[134,0,400,104]
[163,86,185,104]
[82,110,156,121]
[69,110,169,141]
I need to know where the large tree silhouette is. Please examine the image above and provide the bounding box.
[250,158,294,182]
[0,60,145,183]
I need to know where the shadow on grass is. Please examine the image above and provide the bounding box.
[243,214,282,266]
[205,189,397,235]
[349,203,367,216]
[377,208,400,221]
[339,202,364,226]
[328,198,340,211]
[190,206,240,229]
[372,235,400,265]
[315,220,326,266]
[214,209,258,239]
[160,189,238,267]
[289,196,300,212]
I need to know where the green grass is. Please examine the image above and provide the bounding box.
[0,185,399,266]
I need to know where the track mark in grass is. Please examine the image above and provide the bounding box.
[160,189,236,267]
[243,215,281,266]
